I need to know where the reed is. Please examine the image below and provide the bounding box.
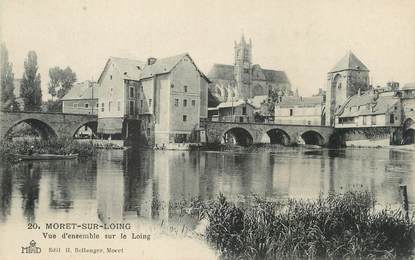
[191,192,414,259]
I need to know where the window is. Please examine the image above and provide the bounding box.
[110,75,112,80]
[184,86,188,92]
[108,101,112,112]
[171,84,174,88]
[149,99,152,107]
[175,99,179,106]
[96,103,99,108]
[140,100,143,109]
[289,109,293,116]
[371,115,377,125]
[84,103,89,108]
[394,106,397,110]
[101,102,104,112]
[129,100,135,115]
[146,128,150,136]
[73,103,78,108]
[129,87,135,98]
[183,99,187,107]
[117,101,121,111]
[244,68,249,73]
[183,115,187,122]
[242,107,247,115]
[363,115,367,125]
[239,117,244,122]
[191,100,196,106]
[390,114,395,124]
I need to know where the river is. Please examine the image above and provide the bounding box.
[0,147,414,259]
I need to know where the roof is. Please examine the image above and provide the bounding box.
[140,53,188,79]
[216,100,255,109]
[61,81,98,100]
[207,64,290,85]
[262,69,290,84]
[330,51,369,73]
[207,64,235,81]
[402,82,415,90]
[110,57,146,80]
[277,96,323,107]
[337,93,400,117]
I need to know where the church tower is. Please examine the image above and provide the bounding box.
[234,34,252,100]
[325,51,370,126]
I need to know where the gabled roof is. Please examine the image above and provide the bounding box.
[97,57,145,83]
[61,81,98,100]
[330,51,369,73]
[111,57,146,80]
[262,69,290,84]
[337,92,399,117]
[402,82,415,90]
[98,53,211,83]
[208,64,235,81]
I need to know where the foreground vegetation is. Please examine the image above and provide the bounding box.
[0,136,96,162]
[185,191,414,259]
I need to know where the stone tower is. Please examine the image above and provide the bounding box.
[234,34,252,100]
[325,51,370,126]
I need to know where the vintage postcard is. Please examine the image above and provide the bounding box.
[1,0,415,259]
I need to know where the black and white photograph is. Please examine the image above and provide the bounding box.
[1,0,415,259]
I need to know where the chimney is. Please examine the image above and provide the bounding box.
[147,57,157,66]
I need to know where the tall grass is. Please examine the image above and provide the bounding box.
[191,192,414,259]
[0,136,96,162]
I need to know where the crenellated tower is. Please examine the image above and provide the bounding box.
[234,34,252,100]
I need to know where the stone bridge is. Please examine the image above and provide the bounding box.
[0,110,97,141]
[202,121,335,146]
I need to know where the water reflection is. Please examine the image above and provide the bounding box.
[0,147,414,227]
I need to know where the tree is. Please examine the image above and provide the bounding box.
[21,51,42,111]
[0,43,18,111]
[48,66,76,100]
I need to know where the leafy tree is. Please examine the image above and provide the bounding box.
[21,51,42,111]
[48,66,76,100]
[0,43,19,111]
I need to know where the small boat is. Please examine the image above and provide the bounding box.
[17,153,79,161]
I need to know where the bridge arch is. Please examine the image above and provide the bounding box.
[222,127,253,146]
[266,128,291,145]
[300,130,325,146]
[5,118,58,140]
[72,121,98,138]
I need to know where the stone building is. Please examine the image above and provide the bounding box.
[96,54,210,146]
[207,35,291,103]
[208,100,255,123]
[335,90,402,128]
[325,51,370,126]
[61,80,98,115]
[274,96,324,125]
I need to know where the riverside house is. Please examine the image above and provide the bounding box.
[96,54,210,146]
[61,80,99,115]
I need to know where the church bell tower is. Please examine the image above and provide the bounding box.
[234,34,252,100]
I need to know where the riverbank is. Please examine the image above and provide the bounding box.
[183,191,414,259]
[0,137,96,163]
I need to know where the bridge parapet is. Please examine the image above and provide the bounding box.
[0,111,97,141]
[202,120,335,146]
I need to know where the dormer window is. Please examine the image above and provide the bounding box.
[184,86,188,92]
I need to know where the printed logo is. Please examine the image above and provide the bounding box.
[21,240,41,254]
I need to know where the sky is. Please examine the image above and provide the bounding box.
[1,0,415,98]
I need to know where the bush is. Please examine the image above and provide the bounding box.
[0,136,96,163]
